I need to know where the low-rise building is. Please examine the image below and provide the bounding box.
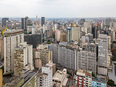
[91,78,107,87]
[52,69,68,87]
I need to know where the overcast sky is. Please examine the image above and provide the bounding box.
[0,0,116,18]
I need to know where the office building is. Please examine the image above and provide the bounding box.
[2,18,9,27]
[41,17,45,26]
[4,29,24,73]
[24,34,43,48]
[14,42,34,76]
[21,17,29,31]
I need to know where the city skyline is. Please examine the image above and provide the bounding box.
[0,0,116,18]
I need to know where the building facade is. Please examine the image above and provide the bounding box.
[4,29,24,73]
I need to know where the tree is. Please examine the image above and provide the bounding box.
[107,79,114,86]
[42,39,45,43]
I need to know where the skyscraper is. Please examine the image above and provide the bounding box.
[98,34,112,75]
[2,18,9,27]
[41,17,45,26]
[21,17,28,31]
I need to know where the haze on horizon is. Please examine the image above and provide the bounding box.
[0,0,116,18]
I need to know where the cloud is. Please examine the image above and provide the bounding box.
[0,0,116,18]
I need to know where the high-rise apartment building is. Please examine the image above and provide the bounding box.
[35,49,52,66]
[60,33,66,42]
[67,26,81,42]
[77,51,96,74]
[41,17,45,26]
[2,18,9,27]
[72,27,81,42]
[50,43,96,74]
[4,29,24,73]
[38,66,52,87]
[98,34,112,75]
[49,44,58,63]
[14,42,34,76]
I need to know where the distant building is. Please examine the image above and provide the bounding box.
[67,27,72,42]
[2,18,9,27]
[41,17,45,26]
[4,29,24,73]
[67,26,81,42]
[92,78,107,87]
[71,27,81,42]
[21,17,29,31]
[24,34,43,48]
[104,18,114,28]
[79,19,85,26]
[60,33,66,42]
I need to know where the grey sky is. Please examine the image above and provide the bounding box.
[0,0,116,18]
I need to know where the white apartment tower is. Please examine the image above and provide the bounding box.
[4,29,24,73]
[38,66,52,87]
